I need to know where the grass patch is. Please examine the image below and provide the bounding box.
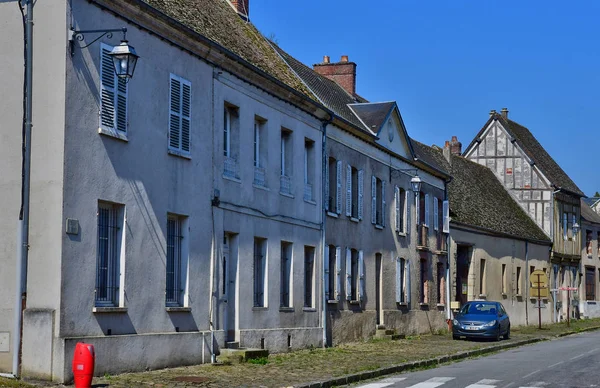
[0,378,35,388]
[247,357,269,365]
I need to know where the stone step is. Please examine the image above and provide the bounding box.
[218,348,269,364]
[226,341,240,349]
[374,329,396,337]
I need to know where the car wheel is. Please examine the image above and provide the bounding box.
[495,329,501,342]
[504,326,510,340]
[452,334,460,340]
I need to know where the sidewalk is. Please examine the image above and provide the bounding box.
[3,318,600,388]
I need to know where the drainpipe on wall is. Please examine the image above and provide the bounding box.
[14,0,33,378]
[444,180,451,322]
[525,241,529,326]
[320,113,334,347]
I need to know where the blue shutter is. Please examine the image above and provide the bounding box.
[358,250,365,301]
[358,170,364,220]
[345,248,352,301]
[324,247,330,300]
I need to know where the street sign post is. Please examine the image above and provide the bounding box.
[530,270,548,329]
[558,286,578,328]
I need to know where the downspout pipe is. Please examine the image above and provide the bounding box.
[321,113,334,348]
[444,178,452,321]
[14,0,33,377]
[525,241,529,326]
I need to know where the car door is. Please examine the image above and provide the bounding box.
[498,303,508,331]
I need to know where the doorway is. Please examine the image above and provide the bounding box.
[456,245,471,305]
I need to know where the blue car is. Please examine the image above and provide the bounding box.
[452,301,510,341]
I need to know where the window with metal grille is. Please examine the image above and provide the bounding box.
[166,215,186,306]
[96,202,123,306]
[280,241,292,308]
[100,44,127,135]
[586,267,596,301]
[304,246,315,308]
[254,238,267,307]
[168,74,191,154]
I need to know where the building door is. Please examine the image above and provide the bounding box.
[223,234,238,343]
[375,253,382,326]
[456,245,471,305]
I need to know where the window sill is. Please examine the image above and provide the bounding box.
[279,192,295,199]
[350,217,360,223]
[433,250,448,255]
[348,300,360,305]
[417,246,430,252]
[436,303,445,308]
[478,294,487,299]
[303,307,317,312]
[327,299,338,304]
[397,302,408,307]
[397,232,407,237]
[168,149,191,160]
[501,293,508,298]
[223,175,241,183]
[419,303,429,307]
[279,307,294,312]
[253,184,269,191]
[327,212,339,218]
[375,224,384,230]
[98,127,128,142]
[93,307,127,314]
[166,307,191,313]
[516,294,523,299]
[252,306,268,311]
[304,199,317,205]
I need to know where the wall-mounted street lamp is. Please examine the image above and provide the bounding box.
[390,167,422,193]
[69,27,139,81]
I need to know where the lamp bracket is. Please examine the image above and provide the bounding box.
[69,27,127,56]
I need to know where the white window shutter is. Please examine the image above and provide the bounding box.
[434,198,439,231]
[405,191,411,234]
[394,186,400,232]
[324,247,330,300]
[395,258,402,303]
[324,160,329,211]
[181,82,191,153]
[336,161,343,215]
[169,77,181,150]
[358,250,365,301]
[100,44,116,131]
[345,248,352,301]
[443,200,450,233]
[405,259,411,304]
[358,170,364,220]
[371,176,377,224]
[425,194,430,227]
[335,247,342,301]
[381,180,386,227]
[346,164,352,217]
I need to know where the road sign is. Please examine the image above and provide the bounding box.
[530,270,548,288]
[530,287,549,298]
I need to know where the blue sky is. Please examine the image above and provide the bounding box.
[252,1,600,197]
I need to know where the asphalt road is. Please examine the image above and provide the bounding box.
[354,331,600,388]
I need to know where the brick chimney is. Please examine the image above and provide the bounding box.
[501,107,509,119]
[449,136,462,155]
[230,0,249,19]
[443,140,452,163]
[313,55,357,96]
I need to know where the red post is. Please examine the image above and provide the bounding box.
[72,342,95,388]
[537,273,542,329]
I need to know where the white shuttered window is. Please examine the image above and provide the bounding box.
[433,198,439,231]
[357,170,364,220]
[346,164,352,217]
[442,200,450,233]
[100,43,128,135]
[169,74,191,154]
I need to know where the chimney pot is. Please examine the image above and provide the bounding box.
[341,55,349,63]
[444,140,450,147]
[450,136,462,156]
[489,109,497,117]
[323,55,330,64]
[501,107,509,119]
[451,136,458,142]
[314,55,357,95]
[230,0,249,18]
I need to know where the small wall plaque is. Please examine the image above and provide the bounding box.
[66,218,79,235]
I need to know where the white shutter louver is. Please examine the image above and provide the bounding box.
[169,75,191,153]
[116,78,127,133]
[336,161,343,214]
[358,170,364,220]
[395,186,400,232]
[395,257,402,303]
[381,180,386,227]
[434,198,439,231]
[358,250,365,301]
[405,191,410,234]
[346,164,352,217]
[443,200,450,233]
[425,193,430,227]
[371,176,377,224]
[405,259,411,304]
[324,247,330,300]
[335,247,342,301]
[345,248,352,301]
[324,160,329,211]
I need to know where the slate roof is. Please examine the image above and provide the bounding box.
[410,140,451,177]
[583,197,600,208]
[348,102,395,134]
[271,44,370,132]
[140,0,314,98]
[424,145,550,242]
[467,113,584,197]
[582,200,600,224]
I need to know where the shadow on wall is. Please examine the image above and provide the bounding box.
[95,313,136,336]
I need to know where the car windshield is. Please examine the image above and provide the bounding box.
[460,303,497,315]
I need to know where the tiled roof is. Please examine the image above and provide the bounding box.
[425,145,550,242]
[410,140,451,177]
[583,197,600,208]
[271,44,370,132]
[582,200,600,224]
[348,102,395,134]
[141,0,314,98]
[468,113,584,197]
